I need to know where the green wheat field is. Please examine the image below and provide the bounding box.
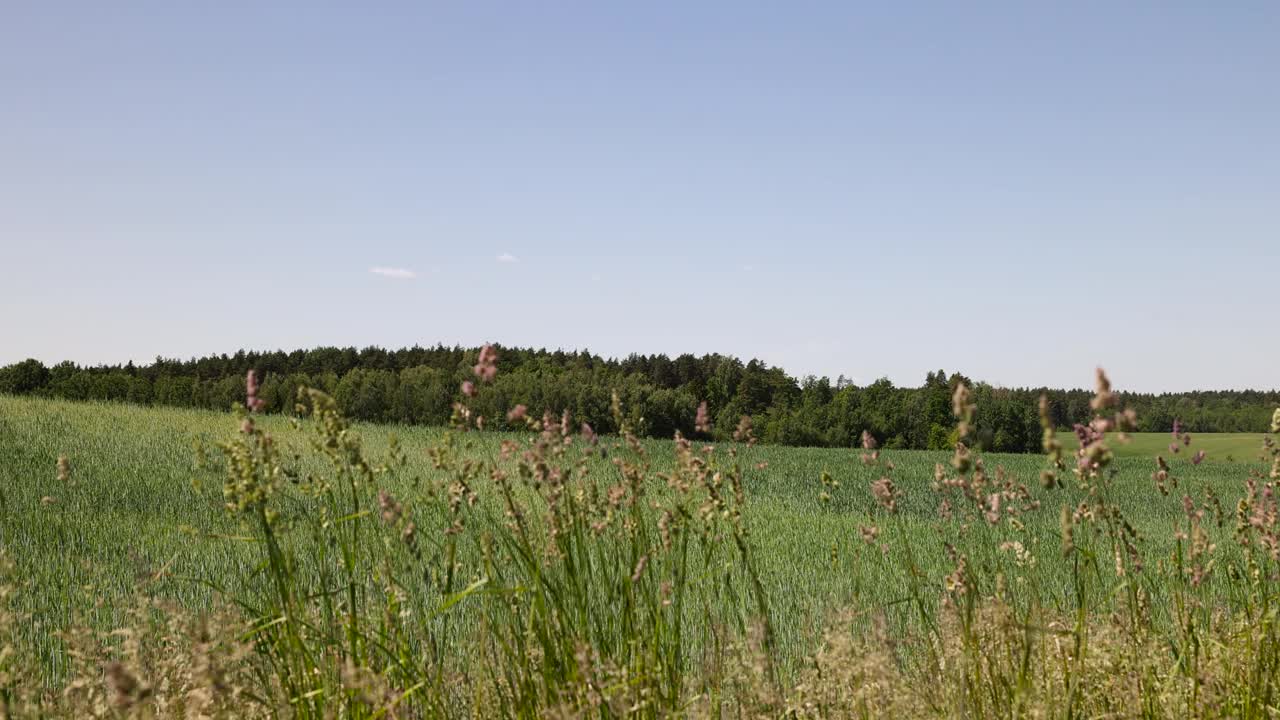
[4,392,1279,717]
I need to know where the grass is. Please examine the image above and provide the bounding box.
[1058,430,1270,462]
[2,386,1280,717]
[0,398,1263,650]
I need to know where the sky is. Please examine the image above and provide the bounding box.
[2,2,1277,392]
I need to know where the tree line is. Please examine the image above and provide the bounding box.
[1,345,1276,452]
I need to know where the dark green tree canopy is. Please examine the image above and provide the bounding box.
[2,345,1275,452]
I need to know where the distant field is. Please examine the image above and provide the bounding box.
[1,393,1269,687]
[1059,430,1270,462]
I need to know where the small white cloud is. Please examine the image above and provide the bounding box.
[369,267,417,280]
[496,253,519,264]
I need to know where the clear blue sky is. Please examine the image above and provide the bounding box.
[2,2,1276,392]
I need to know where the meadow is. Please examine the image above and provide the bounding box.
[2,380,1280,718]
[1057,430,1269,462]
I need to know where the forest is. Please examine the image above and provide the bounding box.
[1,345,1275,452]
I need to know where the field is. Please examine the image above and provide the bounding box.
[1059,430,1270,462]
[2,392,1280,717]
